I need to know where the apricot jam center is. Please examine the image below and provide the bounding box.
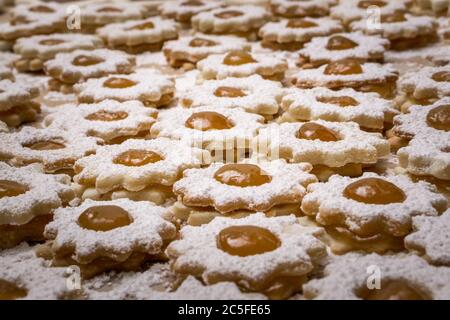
[24,140,65,150]
[431,71,450,82]
[113,149,163,167]
[381,12,407,23]
[324,60,363,75]
[0,180,29,199]
[185,111,233,131]
[214,10,243,19]
[326,36,358,51]
[85,110,128,121]
[358,0,387,9]
[217,225,281,257]
[30,5,55,13]
[182,0,204,6]
[189,38,217,47]
[39,39,65,46]
[0,280,28,300]
[363,280,430,300]
[343,177,406,205]
[223,50,256,66]
[214,86,246,98]
[72,55,104,67]
[97,7,122,13]
[287,19,318,28]
[214,163,271,187]
[297,122,340,142]
[103,77,137,89]
[316,96,359,107]
[128,22,154,31]
[426,105,450,131]
[78,205,132,232]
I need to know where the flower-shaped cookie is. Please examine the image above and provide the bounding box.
[0,79,40,111]
[258,121,390,167]
[405,209,450,266]
[291,60,399,99]
[0,8,64,41]
[44,198,176,278]
[150,106,264,151]
[304,253,450,300]
[281,87,398,130]
[75,71,174,107]
[331,0,412,25]
[197,50,288,81]
[13,33,103,72]
[301,172,448,237]
[0,244,78,300]
[269,0,336,18]
[399,66,450,100]
[96,17,178,54]
[393,99,450,139]
[73,138,208,194]
[0,126,102,173]
[163,34,250,68]
[166,213,327,299]
[43,100,157,143]
[11,1,67,23]
[79,2,147,32]
[45,49,135,85]
[191,5,269,39]
[298,32,390,68]
[179,75,284,116]
[351,13,438,51]
[397,134,450,180]
[0,163,74,248]
[160,0,222,23]
[173,159,317,213]
[259,17,343,51]
[0,52,18,81]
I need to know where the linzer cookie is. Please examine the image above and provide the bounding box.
[301,173,447,253]
[0,163,74,249]
[96,17,178,54]
[399,66,450,103]
[172,159,316,219]
[13,34,103,72]
[72,138,208,203]
[45,49,135,93]
[331,0,412,25]
[279,87,398,130]
[405,208,450,266]
[43,100,157,144]
[257,121,389,180]
[197,50,288,81]
[0,126,102,174]
[259,17,343,51]
[291,59,399,99]
[269,0,336,18]
[0,79,40,127]
[160,0,222,23]
[74,71,174,107]
[351,13,438,51]
[150,106,264,159]
[297,32,390,68]
[179,75,284,117]
[304,253,450,300]
[0,2,66,41]
[42,198,176,278]
[163,34,250,68]
[166,213,326,299]
[79,2,147,33]
[191,5,269,40]
[0,244,80,299]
